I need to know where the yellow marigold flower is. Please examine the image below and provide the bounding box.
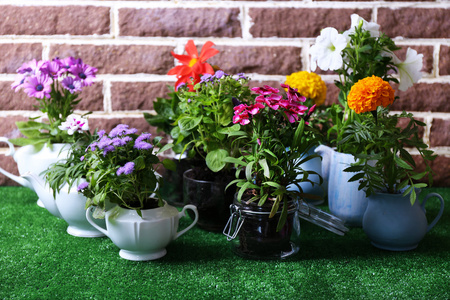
[347,75,395,114]
[285,71,327,106]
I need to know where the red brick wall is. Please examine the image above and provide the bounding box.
[0,1,449,186]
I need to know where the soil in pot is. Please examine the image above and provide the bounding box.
[230,192,300,260]
[183,166,236,232]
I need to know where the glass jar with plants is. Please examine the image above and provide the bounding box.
[222,84,321,259]
[0,57,97,206]
[311,14,425,226]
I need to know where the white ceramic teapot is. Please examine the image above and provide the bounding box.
[86,203,199,261]
[0,138,70,206]
[20,172,105,237]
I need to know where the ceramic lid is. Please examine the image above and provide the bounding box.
[297,201,349,236]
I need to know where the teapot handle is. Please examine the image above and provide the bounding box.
[174,204,198,240]
[0,137,16,156]
[85,207,109,237]
[420,193,445,233]
[0,137,33,188]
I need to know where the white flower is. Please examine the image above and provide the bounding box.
[382,48,423,91]
[343,14,380,38]
[58,115,89,135]
[310,27,348,72]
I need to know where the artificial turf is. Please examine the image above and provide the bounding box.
[0,186,449,299]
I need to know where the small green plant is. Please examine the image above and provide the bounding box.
[173,71,253,172]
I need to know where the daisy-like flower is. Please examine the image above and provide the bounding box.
[343,14,380,38]
[61,77,82,94]
[117,162,135,176]
[42,60,61,79]
[168,40,219,91]
[383,48,423,92]
[22,74,53,99]
[284,71,327,106]
[310,27,348,72]
[11,74,28,92]
[17,59,45,76]
[69,62,97,87]
[58,115,89,135]
[347,75,395,114]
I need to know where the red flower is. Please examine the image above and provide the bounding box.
[167,40,219,91]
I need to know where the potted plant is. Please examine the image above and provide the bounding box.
[144,40,220,207]
[310,14,424,226]
[340,78,444,251]
[223,84,321,259]
[284,71,329,205]
[0,57,97,206]
[76,124,198,261]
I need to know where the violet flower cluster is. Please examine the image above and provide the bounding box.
[12,57,97,98]
[233,84,315,125]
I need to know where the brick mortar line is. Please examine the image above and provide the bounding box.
[0,37,448,47]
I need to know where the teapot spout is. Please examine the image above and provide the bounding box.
[21,172,62,219]
[314,145,334,180]
[0,168,34,189]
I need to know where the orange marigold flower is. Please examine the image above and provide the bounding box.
[347,75,395,114]
[168,40,219,91]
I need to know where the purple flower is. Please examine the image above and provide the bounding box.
[236,73,247,80]
[103,145,115,156]
[22,74,53,99]
[17,59,45,76]
[136,133,152,143]
[11,74,28,92]
[97,136,113,149]
[112,136,132,147]
[42,60,61,78]
[117,162,135,176]
[200,74,212,84]
[97,130,106,138]
[87,142,98,152]
[61,77,82,93]
[77,182,89,192]
[109,124,138,138]
[69,62,97,87]
[80,156,85,161]
[59,57,78,71]
[134,141,153,150]
[214,70,225,79]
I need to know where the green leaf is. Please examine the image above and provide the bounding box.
[162,158,177,172]
[205,149,229,172]
[245,161,255,181]
[394,156,414,170]
[259,159,270,178]
[178,116,202,132]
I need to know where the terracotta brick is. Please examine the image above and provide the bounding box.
[76,82,104,112]
[50,44,174,75]
[378,8,450,39]
[209,46,302,75]
[325,83,341,106]
[0,44,43,74]
[0,116,29,139]
[249,8,372,38]
[0,6,110,35]
[391,83,450,112]
[0,155,20,186]
[0,81,37,111]
[413,155,450,187]
[394,46,434,74]
[111,82,172,111]
[119,8,241,38]
[430,119,450,147]
[439,46,450,76]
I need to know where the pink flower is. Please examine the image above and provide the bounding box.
[22,74,53,99]
[247,103,265,115]
[69,62,97,87]
[251,85,280,95]
[58,115,89,135]
[256,94,282,110]
[282,83,306,103]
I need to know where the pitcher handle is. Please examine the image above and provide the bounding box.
[420,192,445,233]
[85,207,109,236]
[174,204,198,240]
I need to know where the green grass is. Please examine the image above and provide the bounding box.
[1,186,449,299]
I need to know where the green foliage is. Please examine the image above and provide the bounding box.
[342,108,436,204]
[173,72,254,172]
